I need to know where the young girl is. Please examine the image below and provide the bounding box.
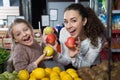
[7,18,52,72]
[51,3,106,69]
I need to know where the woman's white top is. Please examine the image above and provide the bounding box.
[53,27,103,69]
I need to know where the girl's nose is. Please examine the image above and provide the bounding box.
[22,32,27,36]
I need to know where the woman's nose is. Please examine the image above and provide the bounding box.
[66,22,72,28]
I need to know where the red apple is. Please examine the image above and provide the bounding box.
[65,37,76,49]
[46,33,56,45]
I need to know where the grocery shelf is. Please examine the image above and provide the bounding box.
[112,30,120,33]
[111,49,120,52]
[112,10,120,14]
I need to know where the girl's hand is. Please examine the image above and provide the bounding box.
[68,37,80,58]
[43,51,53,60]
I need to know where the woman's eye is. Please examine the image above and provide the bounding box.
[64,21,68,25]
[71,20,77,23]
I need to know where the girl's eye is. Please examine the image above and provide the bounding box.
[24,28,28,31]
[15,32,20,37]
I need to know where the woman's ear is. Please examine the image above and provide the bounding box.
[83,18,87,26]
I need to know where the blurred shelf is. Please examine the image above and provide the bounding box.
[112,49,120,52]
[112,10,120,14]
[0,28,8,31]
[112,30,120,33]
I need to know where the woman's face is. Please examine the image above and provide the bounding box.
[64,10,87,38]
[12,23,34,46]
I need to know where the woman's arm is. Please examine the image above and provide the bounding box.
[71,38,102,68]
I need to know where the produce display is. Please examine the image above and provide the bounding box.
[17,66,82,80]
[0,61,120,80]
[0,71,19,80]
[0,47,10,64]
[77,61,120,80]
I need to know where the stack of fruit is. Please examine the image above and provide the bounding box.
[44,26,61,53]
[0,71,19,80]
[17,66,82,80]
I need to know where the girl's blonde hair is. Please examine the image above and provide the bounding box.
[7,18,33,72]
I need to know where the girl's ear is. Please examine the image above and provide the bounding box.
[83,17,87,26]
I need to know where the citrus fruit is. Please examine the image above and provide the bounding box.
[66,68,76,74]
[41,77,49,80]
[50,76,61,80]
[32,68,46,79]
[18,69,29,80]
[43,45,54,57]
[50,71,59,78]
[52,66,61,73]
[74,77,82,80]
[60,71,68,78]
[45,67,52,76]
[29,77,36,80]
[69,72,79,78]
[61,74,73,80]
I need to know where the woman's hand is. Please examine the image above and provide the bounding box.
[68,37,81,58]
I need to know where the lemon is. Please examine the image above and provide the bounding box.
[18,69,29,80]
[29,77,36,80]
[45,67,52,75]
[66,68,76,74]
[60,71,68,78]
[50,71,59,79]
[50,76,61,80]
[69,72,79,78]
[52,66,61,73]
[61,74,73,80]
[74,77,82,80]
[32,68,46,79]
[41,77,50,80]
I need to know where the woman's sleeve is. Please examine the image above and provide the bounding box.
[13,47,37,72]
[53,43,71,66]
[71,39,103,68]
[53,27,71,66]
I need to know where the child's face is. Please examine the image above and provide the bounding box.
[12,23,34,46]
[64,10,87,38]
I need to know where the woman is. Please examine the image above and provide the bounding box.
[52,3,106,69]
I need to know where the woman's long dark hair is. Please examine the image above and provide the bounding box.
[64,3,106,47]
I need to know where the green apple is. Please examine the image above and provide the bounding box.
[44,26,54,35]
[43,45,54,57]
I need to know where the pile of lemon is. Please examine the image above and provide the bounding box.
[18,66,82,80]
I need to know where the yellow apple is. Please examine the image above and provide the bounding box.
[43,45,54,57]
[44,26,54,35]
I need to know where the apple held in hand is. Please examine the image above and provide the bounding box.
[65,37,76,49]
[43,45,54,57]
[44,26,54,35]
[46,33,56,45]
